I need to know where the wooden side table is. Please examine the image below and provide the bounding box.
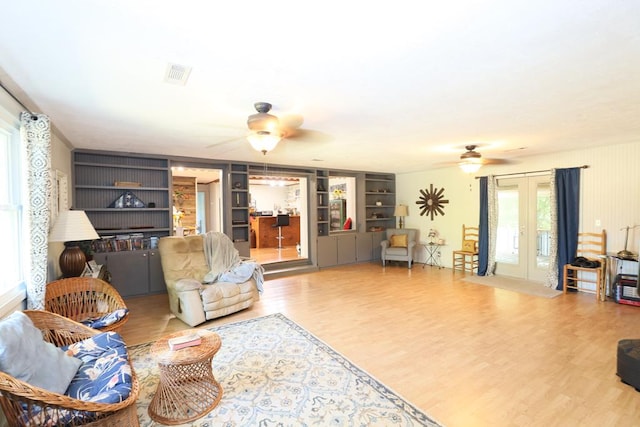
[148,330,223,425]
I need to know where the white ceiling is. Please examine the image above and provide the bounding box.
[1,1,639,173]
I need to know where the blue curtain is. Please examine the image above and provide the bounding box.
[478,176,489,275]
[555,167,581,289]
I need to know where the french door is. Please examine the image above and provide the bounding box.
[494,175,551,282]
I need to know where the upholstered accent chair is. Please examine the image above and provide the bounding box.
[158,233,261,327]
[381,228,418,268]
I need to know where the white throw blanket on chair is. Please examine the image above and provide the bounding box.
[203,232,264,293]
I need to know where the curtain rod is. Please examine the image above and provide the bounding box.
[0,79,37,119]
[475,165,589,179]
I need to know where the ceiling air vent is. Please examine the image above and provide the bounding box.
[164,63,192,86]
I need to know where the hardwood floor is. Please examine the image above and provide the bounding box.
[249,245,303,264]
[122,263,640,427]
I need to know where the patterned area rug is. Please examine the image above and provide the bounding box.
[130,313,441,426]
[462,275,562,298]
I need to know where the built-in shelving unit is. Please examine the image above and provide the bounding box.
[73,149,396,272]
[73,151,171,238]
[316,170,329,236]
[229,163,250,256]
[364,173,396,231]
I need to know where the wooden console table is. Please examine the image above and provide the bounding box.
[251,215,300,248]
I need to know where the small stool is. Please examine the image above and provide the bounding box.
[616,339,640,391]
[148,330,223,424]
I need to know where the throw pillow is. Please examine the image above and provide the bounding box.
[0,311,82,394]
[390,234,408,248]
[462,239,476,252]
[80,308,129,329]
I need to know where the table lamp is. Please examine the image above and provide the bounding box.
[49,210,99,277]
[394,204,409,229]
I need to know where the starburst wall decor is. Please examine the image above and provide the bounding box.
[416,184,449,221]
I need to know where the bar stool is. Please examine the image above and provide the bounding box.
[273,214,290,249]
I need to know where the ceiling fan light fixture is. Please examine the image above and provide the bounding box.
[247,112,280,132]
[247,102,280,133]
[458,144,482,173]
[459,159,482,174]
[247,130,282,155]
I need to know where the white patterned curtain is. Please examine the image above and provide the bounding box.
[545,169,558,288]
[486,175,498,275]
[21,112,51,309]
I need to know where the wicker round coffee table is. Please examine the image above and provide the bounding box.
[148,329,223,425]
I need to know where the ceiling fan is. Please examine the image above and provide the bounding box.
[206,102,331,153]
[458,144,511,173]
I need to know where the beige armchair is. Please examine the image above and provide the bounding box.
[381,228,418,268]
[158,233,260,327]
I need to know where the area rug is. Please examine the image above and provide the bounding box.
[129,313,442,426]
[462,275,561,298]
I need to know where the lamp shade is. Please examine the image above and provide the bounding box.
[247,130,282,155]
[459,160,482,174]
[49,210,99,243]
[394,204,409,217]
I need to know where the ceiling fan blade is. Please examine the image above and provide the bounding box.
[279,114,304,130]
[205,136,244,149]
[481,158,513,165]
[283,128,333,143]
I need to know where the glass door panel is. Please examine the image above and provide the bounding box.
[496,185,520,266]
[496,180,525,277]
[495,175,550,281]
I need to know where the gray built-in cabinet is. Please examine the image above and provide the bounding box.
[315,172,395,268]
[93,250,165,298]
[73,150,171,297]
[73,150,396,290]
[229,163,250,257]
[364,173,396,231]
[73,151,171,235]
[316,170,330,236]
[317,231,385,268]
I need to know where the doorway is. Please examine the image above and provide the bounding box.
[171,167,223,236]
[494,175,551,282]
[171,166,309,266]
[248,175,308,265]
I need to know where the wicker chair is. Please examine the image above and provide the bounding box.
[0,310,140,426]
[45,277,129,333]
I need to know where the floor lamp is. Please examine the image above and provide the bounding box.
[49,210,100,278]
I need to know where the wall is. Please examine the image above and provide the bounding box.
[397,140,640,267]
[47,131,72,279]
[250,183,291,213]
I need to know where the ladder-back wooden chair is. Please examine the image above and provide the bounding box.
[452,224,479,274]
[563,230,607,301]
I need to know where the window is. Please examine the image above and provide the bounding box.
[0,117,25,299]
